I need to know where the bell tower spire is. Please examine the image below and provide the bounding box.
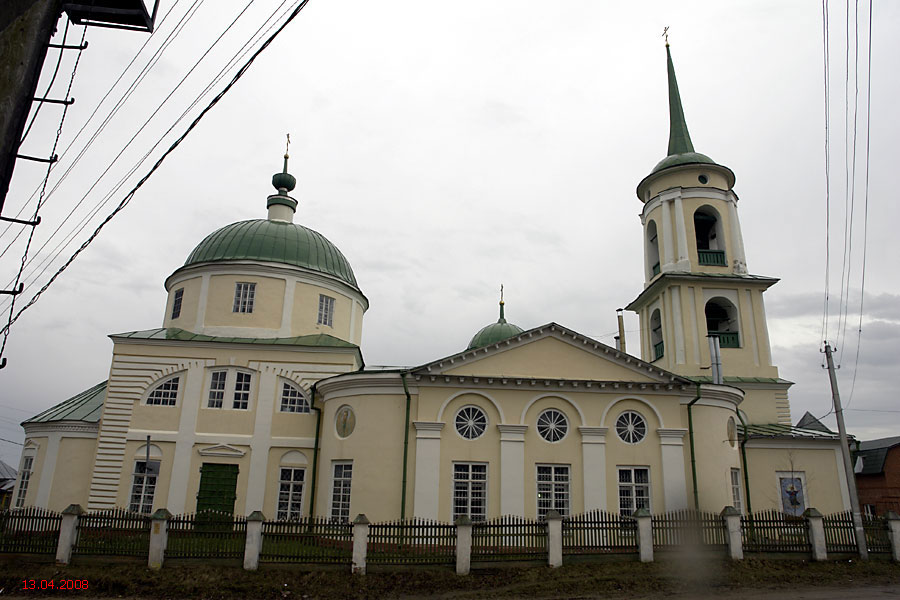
[665,43,695,157]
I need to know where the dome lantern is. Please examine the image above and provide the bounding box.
[267,134,299,222]
[467,286,524,350]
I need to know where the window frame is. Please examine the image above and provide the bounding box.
[14,455,34,508]
[330,461,353,523]
[617,465,651,516]
[232,282,256,314]
[452,462,488,522]
[536,408,569,443]
[233,372,252,410]
[171,288,184,320]
[536,463,570,519]
[129,459,160,514]
[317,294,335,327]
[279,381,310,413]
[203,368,256,411]
[454,405,488,440]
[615,410,648,445]
[276,466,306,521]
[730,467,744,513]
[145,375,180,407]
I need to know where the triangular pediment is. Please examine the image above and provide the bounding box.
[197,443,246,457]
[414,323,686,384]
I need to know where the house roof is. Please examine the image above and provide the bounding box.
[795,411,835,434]
[740,423,842,441]
[23,381,106,424]
[853,436,900,476]
[111,327,358,348]
[0,459,16,480]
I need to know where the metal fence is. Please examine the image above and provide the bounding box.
[166,511,247,559]
[562,510,636,555]
[863,515,891,554]
[472,515,547,562]
[74,508,151,556]
[259,517,352,564]
[822,510,857,553]
[0,507,61,554]
[652,509,727,549]
[367,518,456,565]
[741,509,810,553]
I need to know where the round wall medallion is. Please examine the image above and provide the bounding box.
[335,405,356,438]
[727,417,737,448]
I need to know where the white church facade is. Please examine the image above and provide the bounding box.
[11,47,852,523]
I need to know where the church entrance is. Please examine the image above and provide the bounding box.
[196,463,238,515]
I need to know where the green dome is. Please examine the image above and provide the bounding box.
[184,219,359,289]
[467,302,524,350]
[650,151,716,174]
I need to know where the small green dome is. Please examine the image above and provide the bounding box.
[650,151,716,174]
[467,302,524,350]
[184,219,359,289]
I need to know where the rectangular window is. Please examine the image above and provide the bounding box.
[277,467,305,520]
[777,472,806,516]
[280,382,309,413]
[233,282,255,313]
[15,456,33,508]
[171,288,184,319]
[537,464,570,519]
[317,294,335,327]
[331,462,353,523]
[453,462,487,522]
[618,466,650,516]
[208,371,226,408]
[129,460,160,514]
[233,372,251,409]
[147,377,179,406]
[730,468,743,512]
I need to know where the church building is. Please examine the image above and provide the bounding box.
[11,46,852,522]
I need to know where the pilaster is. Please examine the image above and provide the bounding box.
[578,427,608,511]
[498,425,527,517]
[412,422,443,520]
[657,428,688,511]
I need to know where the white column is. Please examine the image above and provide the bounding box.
[245,369,276,512]
[55,504,84,565]
[35,431,60,508]
[243,511,266,570]
[277,282,295,336]
[148,508,171,570]
[546,510,563,567]
[657,428,689,511]
[455,516,473,575]
[721,506,743,560]
[578,427,608,511]
[660,197,674,270]
[194,273,209,331]
[673,193,690,271]
[498,425,527,517]
[728,198,748,274]
[167,367,205,514]
[351,514,369,575]
[412,422,444,519]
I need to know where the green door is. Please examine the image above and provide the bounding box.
[196,463,238,515]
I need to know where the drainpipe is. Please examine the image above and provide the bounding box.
[687,383,701,510]
[400,372,413,520]
[308,382,322,519]
[734,408,752,514]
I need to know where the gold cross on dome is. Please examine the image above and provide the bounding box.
[662,26,669,45]
[285,133,291,158]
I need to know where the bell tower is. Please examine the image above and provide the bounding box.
[626,43,791,425]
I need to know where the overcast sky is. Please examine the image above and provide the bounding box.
[1,0,898,467]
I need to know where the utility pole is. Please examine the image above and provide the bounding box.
[823,341,868,559]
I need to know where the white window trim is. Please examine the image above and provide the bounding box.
[171,288,184,320]
[775,470,808,516]
[730,467,744,513]
[617,465,651,516]
[536,408,569,443]
[233,282,256,314]
[330,461,353,523]
[201,368,257,411]
[615,410,648,445]
[129,459,161,514]
[276,466,306,521]
[14,454,35,508]
[142,374,183,407]
[278,379,310,413]
[536,463,570,519]
[451,461,488,522]
[317,294,335,327]
[453,405,488,441]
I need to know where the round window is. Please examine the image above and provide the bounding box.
[536,408,568,442]
[616,410,647,444]
[698,174,709,184]
[455,405,487,440]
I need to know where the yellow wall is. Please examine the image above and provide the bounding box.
[691,404,743,510]
[745,445,848,514]
[291,282,356,342]
[47,437,96,511]
[644,168,731,200]
[163,276,201,329]
[205,274,286,329]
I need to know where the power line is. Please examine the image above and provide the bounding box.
[0,0,313,338]
[0,437,23,447]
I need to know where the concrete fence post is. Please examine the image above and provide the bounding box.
[885,511,900,562]
[352,514,370,575]
[455,516,473,575]
[721,506,743,560]
[243,511,266,571]
[633,508,653,563]
[55,504,84,566]
[546,510,563,568]
[803,508,827,561]
[148,508,172,570]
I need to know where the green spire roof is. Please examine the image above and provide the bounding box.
[650,44,716,175]
[467,297,524,350]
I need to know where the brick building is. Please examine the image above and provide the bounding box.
[854,436,900,516]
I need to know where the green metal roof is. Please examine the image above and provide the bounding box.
[739,423,842,441]
[24,381,106,424]
[184,219,359,290]
[111,327,358,348]
[688,376,794,385]
[467,302,525,350]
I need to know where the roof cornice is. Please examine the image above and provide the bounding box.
[626,272,779,312]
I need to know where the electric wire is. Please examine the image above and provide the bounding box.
[18,18,70,146]
[0,0,313,337]
[0,24,88,365]
[0,437,23,447]
[0,0,293,310]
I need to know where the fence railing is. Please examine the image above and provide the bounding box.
[863,514,891,554]
[652,509,727,548]
[166,511,247,559]
[367,518,456,565]
[472,515,547,562]
[562,510,636,554]
[823,510,857,553]
[74,507,150,556]
[741,509,810,553]
[259,517,352,564]
[0,507,61,554]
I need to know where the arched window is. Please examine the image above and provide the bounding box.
[646,220,661,278]
[146,376,180,406]
[694,207,727,266]
[277,451,307,520]
[650,309,664,361]
[280,381,310,413]
[705,298,740,348]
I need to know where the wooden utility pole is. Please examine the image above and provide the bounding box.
[823,341,868,559]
